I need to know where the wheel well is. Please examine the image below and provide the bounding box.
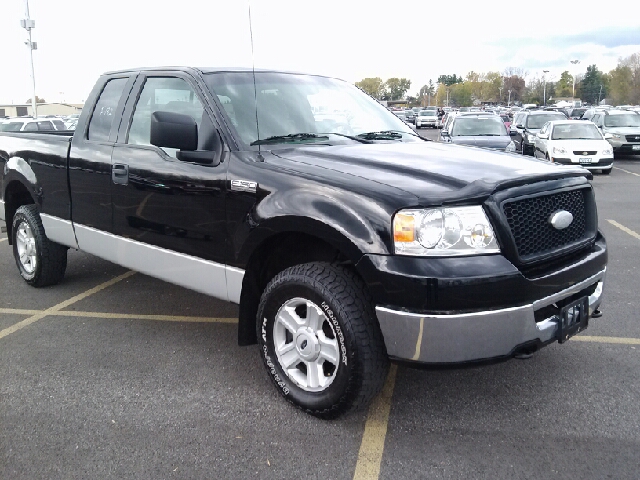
[237,232,356,346]
[4,181,35,244]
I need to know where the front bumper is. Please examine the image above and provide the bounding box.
[375,269,604,365]
[552,156,613,171]
[357,233,607,365]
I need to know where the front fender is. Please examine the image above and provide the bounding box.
[231,185,395,268]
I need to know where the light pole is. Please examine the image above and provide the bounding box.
[508,89,512,106]
[21,0,38,118]
[570,59,580,100]
[499,86,503,105]
[446,88,450,107]
[543,70,549,106]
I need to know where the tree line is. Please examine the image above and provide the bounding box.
[355,51,640,107]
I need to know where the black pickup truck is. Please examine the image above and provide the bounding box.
[0,67,607,418]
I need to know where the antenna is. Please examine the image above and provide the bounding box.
[248,2,262,158]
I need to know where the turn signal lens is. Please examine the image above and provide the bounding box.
[393,213,415,243]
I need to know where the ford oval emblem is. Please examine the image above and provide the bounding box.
[549,210,573,230]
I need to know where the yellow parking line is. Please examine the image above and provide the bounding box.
[353,364,398,480]
[607,219,640,241]
[0,271,136,340]
[0,238,7,243]
[0,307,237,323]
[574,336,640,345]
[613,166,640,177]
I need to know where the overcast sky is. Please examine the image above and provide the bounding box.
[1,0,639,105]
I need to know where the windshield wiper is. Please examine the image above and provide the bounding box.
[356,130,405,140]
[319,132,373,144]
[250,133,329,146]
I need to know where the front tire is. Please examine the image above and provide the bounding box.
[12,205,68,287]
[257,262,389,419]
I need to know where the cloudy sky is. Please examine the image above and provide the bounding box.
[1,0,639,104]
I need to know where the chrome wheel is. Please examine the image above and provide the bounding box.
[15,220,37,274]
[273,297,340,392]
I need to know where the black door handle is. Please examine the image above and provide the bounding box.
[112,164,129,185]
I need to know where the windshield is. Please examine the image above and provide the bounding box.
[204,72,416,147]
[0,122,24,132]
[551,123,602,140]
[420,111,437,117]
[526,114,565,129]
[604,114,640,127]
[451,117,507,136]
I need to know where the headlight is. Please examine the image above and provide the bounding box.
[553,146,567,155]
[610,133,621,139]
[602,148,613,156]
[393,206,500,256]
[526,133,536,142]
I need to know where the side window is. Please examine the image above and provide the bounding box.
[88,77,128,141]
[127,77,204,157]
[24,122,38,131]
[37,121,53,131]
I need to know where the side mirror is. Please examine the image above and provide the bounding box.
[440,129,449,136]
[509,130,517,136]
[151,111,197,151]
[150,111,216,165]
[515,124,525,129]
[537,132,548,139]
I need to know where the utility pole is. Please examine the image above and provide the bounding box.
[543,70,549,106]
[570,59,580,100]
[446,88,450,107]
[21,0,38,118]
[508,89,512,106]
[499,86,503,104]
[598,84,603,105]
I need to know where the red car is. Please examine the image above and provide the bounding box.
[500,114,511,130]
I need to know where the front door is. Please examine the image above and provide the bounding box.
[109,74,230,299]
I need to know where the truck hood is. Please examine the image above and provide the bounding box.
[271,141,589,205]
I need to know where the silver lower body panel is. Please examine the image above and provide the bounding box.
[375,269,606,364]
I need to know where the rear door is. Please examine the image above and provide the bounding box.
[69,75,137,233]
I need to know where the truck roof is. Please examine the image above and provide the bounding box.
[103,66,340,80]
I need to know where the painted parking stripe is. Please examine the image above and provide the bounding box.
[353,364,398,480]
[0,238,7,243]
[607,219,640,241]
[0,307,237,323]
[0,271,136,340]
[574,336,640,345]
[613,166,640,177]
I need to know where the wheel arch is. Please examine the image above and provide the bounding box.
[3,179,36,245]
[236,225,372,347]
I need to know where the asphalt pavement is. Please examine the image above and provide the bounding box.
[1,138,639,479]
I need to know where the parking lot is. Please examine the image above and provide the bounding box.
[1,147,640,479]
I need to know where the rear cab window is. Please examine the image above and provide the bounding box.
[87,78,129,141]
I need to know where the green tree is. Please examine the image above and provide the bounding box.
[503,75,525,104]
[619,52,640,104]
[449,82,473,107]
[580,65,607,104]
[556,71,573,97]
[355,77,385,99]
[437,74,462,86]
[385,78,411,101]
[607,66,632,105]
[24,96,46,103]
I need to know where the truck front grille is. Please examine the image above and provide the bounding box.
[626,135,640,142]
[572,150,597,155]
[501,188,594,263]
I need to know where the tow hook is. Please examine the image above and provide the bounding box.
[591,309,603,318]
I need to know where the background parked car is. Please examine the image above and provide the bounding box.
[440,113,512,150]
[590,110,640,155]
[511,110,567,155]
[415,109,439,129]
[533,120,613,174]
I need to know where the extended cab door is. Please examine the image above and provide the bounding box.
[69,75,137,233]
[108,72,231,300]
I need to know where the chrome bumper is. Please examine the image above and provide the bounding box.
[375,268,606,364]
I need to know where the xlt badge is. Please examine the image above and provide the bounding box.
[231,180,257,193]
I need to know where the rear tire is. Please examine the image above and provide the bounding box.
[601,168,612,175]
[12,205,68,287]
[257,262,389,419]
